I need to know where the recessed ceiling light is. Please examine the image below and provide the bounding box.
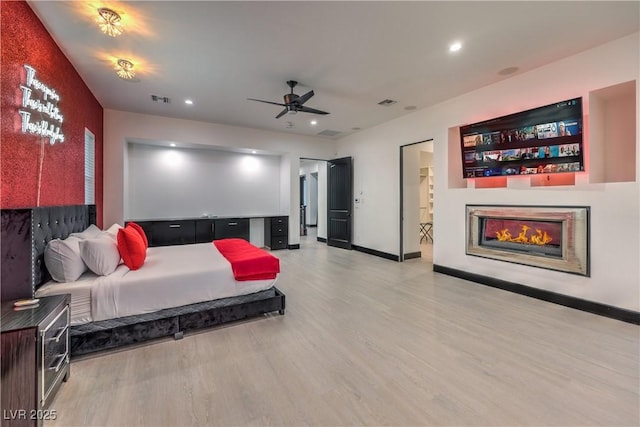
[170,143,176,147]
[251,150,257,154]
[310,120,317,126]
[449,41,462,53]
[185,99,193,105]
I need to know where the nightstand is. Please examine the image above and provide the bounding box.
[1,294,70,427]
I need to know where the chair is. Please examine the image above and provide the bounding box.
[419,222,433,243]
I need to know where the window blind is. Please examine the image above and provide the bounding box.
[84,129,95,204]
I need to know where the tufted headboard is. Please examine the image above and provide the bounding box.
[1,205,95,302]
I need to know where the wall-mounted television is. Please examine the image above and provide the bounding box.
[460,98,584,179]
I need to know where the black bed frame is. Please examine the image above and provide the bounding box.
[1,205,285,357]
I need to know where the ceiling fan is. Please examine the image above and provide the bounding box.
[248,80,330,119]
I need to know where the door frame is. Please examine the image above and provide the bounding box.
[399,139,433,261]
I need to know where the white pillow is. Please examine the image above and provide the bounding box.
[70,224,102,240]
[104,223,123,241]
[44,236,87,282]
[79,234,121,276]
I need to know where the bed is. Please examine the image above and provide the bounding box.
[1,205,285,357]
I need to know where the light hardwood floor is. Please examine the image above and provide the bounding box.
[46,235,639,426]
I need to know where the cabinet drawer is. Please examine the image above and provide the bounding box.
[270,222,288,236]
[41,306,69,405]
[214,218,250,241]
[270,237,288,250]
[151,221,195,246]
[270,216,288,226]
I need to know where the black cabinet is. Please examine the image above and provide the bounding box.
[214,218,250,241]
[1,295,70,427]
[264,216,288,250]
[133,219,215,247]
[151,220,195,246]
[195,219,215,243]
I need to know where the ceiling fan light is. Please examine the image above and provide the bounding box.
[97,7,123,37]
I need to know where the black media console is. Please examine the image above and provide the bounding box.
[130,216,288,249]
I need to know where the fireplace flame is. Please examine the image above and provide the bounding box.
[496,225,553,246]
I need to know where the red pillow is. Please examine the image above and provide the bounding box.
[127,222,149,249]
[117,226,146,270]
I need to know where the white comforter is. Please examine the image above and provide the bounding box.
[38,243,276,323]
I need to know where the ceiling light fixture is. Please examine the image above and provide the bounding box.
[310,120,317,126]
[185,99,193,105]
[115,59,135,80]
[97,7,123,37]
[251,150,257,154]
[449,41,462,53]
[170,143,176,147]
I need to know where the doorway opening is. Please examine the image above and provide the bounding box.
[300,159,327,243]
[299,157,353,249]
[400,139,434,262]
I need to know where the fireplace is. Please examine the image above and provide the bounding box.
[466,205,589,276]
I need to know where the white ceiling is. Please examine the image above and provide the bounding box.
[28,1,639,140]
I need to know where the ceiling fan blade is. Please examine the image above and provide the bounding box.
[275,108,289,119]
[296,90,315,106]
[247,98,287,107]
[297,106,329,115]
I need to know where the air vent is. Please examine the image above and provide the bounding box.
[317,129,341,137]
[377,99,397,106]
[150,95,171,104]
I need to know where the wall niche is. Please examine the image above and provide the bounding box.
[588,80,637,184]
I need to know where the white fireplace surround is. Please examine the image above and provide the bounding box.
[466,205,590,276]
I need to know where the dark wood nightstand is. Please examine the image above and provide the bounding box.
[1,294,70,426]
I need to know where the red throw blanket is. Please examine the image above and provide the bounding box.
[214,239,280,281]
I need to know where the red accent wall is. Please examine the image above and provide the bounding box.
[1,1,103,226]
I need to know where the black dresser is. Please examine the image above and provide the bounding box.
[133,219,216,246]
[131,216,286,249]
[1,294,70,427]
[264,216,289,250]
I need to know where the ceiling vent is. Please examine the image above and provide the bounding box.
[150,95,171,104]
[317,129,341,137]
[377,99,397,106]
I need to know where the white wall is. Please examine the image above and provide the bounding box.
[104,110,337,248]
[336,33,640,311]
[127,143,282,219]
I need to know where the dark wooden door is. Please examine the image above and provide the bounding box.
[327,156,353,249]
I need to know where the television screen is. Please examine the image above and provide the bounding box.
[460,98,584,179]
